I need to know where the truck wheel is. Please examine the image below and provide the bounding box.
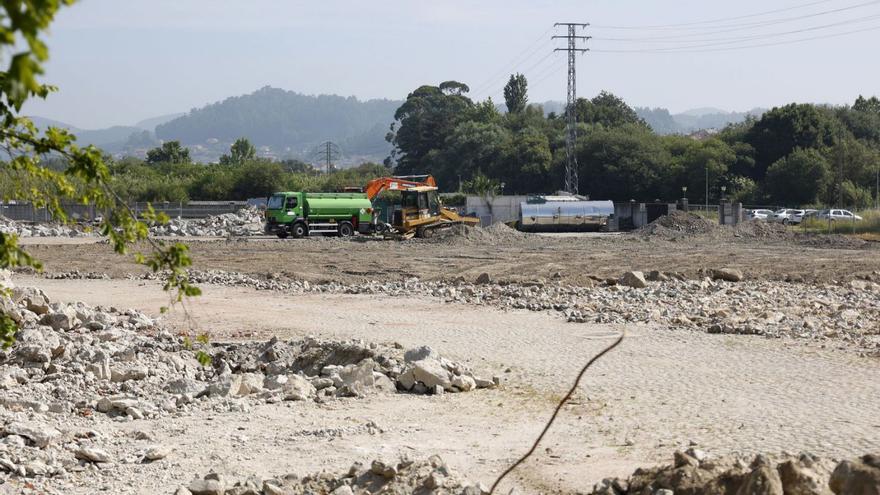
[337,222,354,237]
[276,231,289,239]
[291,222,307,239]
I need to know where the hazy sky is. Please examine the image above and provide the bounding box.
[23,0,880,129]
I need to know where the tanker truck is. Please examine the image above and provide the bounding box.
[263,191,375,238]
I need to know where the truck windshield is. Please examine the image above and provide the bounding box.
[267,195,285,210]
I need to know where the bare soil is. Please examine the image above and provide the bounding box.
[17,229,880,286]
[19,276,880,494]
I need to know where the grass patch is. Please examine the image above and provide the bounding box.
[800,210,880,235]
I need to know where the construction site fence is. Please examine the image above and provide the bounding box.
[0,201,250,223]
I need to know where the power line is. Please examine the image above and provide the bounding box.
[593,12,880,50]
[469,26,555,98]
[591,0,837,29]
[591,22,880,53]
[591,0,880,40]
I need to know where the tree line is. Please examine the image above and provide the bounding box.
[387,76,880,208]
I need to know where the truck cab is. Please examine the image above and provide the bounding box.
[264,191,374,238]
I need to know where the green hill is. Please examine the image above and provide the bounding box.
[155,87,401,161]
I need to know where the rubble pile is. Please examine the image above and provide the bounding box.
[591,449,880,495]
[427,222,531,246]
[133,269,880,351]
[636,211,719,239]
[179,455,486,495]
[149,206,263,237]
[0,278,494,483]
[0,216,94,238]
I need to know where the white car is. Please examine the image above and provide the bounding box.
[748,209,774,221]
[816,209,863,222]
[771,209,807,225]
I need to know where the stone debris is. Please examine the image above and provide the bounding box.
[591,450,879,495]
[129,268,880,352]
[180,455,487,495]
[148,206,263,237]
[1,206,262,239]
[0,216,95,238]
[0,281,494,484]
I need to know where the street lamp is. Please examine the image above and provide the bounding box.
[682,186,687,198]
[720,185,727,201]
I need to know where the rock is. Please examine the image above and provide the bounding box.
[620,271,648,289]
[331,485,354,495]
[404,345,440,363]
[371,460,397,479]
[75,446,112,463]
[829,455,880,495]
[39,306,78,331]
[337,360,377,397]
[777,459,829,495]
[411,359,452,391]
[475,273,491,285]
[281,374,316,401]
[736,464,784,495]
[451,374,476,392]
[4,422,61,448]
[144,445,171,461]
[712,267,744,282]
[646,270,669,282]
[188,478,225,495]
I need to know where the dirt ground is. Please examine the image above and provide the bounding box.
[18,230,880,285]
[8,228,880,494]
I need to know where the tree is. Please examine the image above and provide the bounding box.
[386,84,473,175]
[219,137,257,165]
[146,140,191,164]
[503,73,528,114]
[576,91,648,129]
[0,1,199,348]
[439,80,470,96]
[853,95,880,115]
[764,148,831,205]
[745,104,841,179]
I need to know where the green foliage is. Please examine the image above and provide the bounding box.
[765,148,831,205]
[220,137,256,165]
[0,1,200,347]
[146,140,190,164]
[462,172,500,196]
[577,91,649,129]
[503,73,528,114]
[387,84,880,208]
[1,312,16,349]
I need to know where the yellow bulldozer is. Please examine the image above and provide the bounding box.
[364,175,479,238]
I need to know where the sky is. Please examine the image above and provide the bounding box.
[22,0,880,129]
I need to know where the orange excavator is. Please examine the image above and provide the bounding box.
[363,175,480,238]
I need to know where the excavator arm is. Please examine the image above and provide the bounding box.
[364,175,437,200]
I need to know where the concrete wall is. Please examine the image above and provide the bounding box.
[465,195,530,226]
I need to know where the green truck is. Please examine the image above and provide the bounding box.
[264,191,375,238]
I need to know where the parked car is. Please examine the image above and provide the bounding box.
[748,209,774,221]
[771,209,807,225]
[816,209,863,221]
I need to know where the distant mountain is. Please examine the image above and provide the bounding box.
[26,116,143,149]
[134,113,185,131]
[635,107,766,135]
[155,87,402,163]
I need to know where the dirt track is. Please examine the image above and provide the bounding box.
[8,228,880,494]
[21,276,880,494]
[18,230,880,285]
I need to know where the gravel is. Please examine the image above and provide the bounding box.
[179,455,486,495]
[0,276,496,487]
[115,268,880,354]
